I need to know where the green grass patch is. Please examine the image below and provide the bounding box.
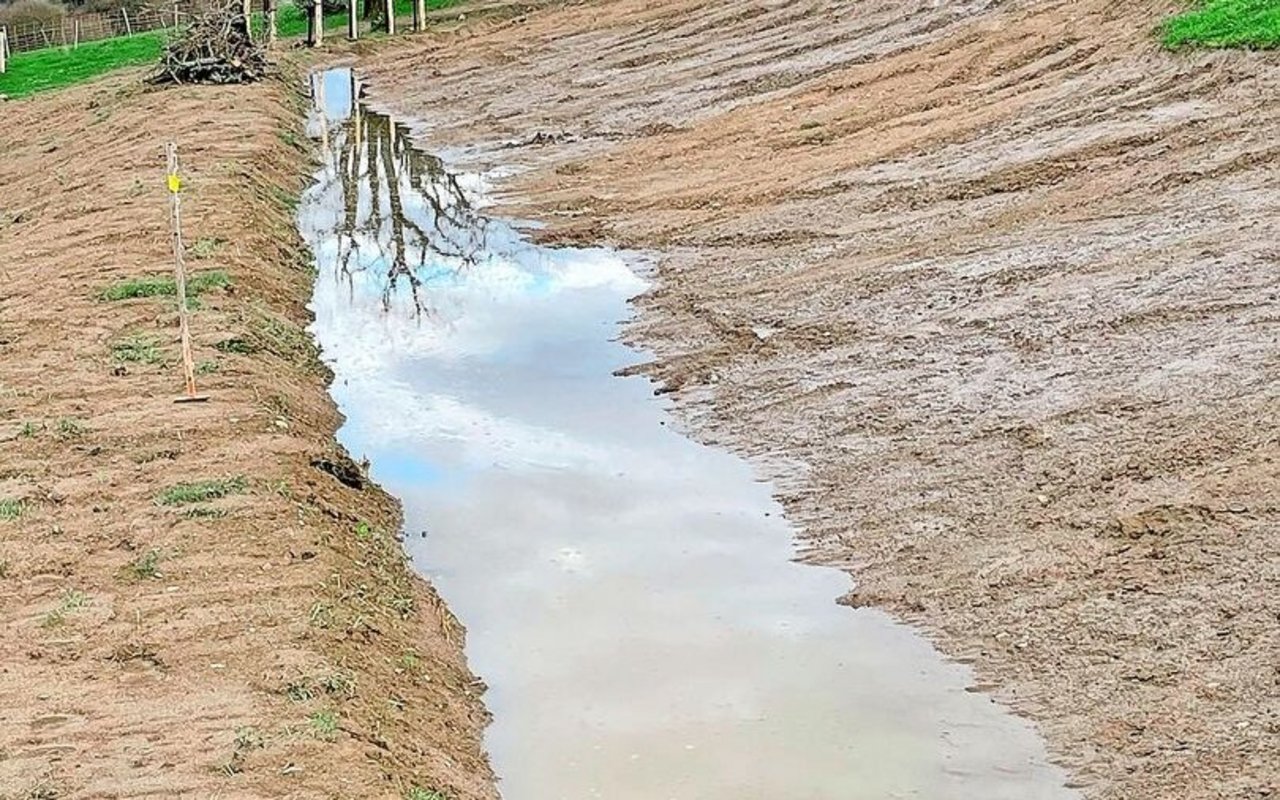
[56,417,88,439]
[42,588,90,627]
[0,499,24,521]
[127,548,163,580]
[99,270,231,303]
[111,334,164,365]
[182,506,229,519]
[190,237,226,259]
[0,31,167,99]
[156,476,247,506]
[1163,0,1280,48]
[307,709,339,740]
[406,789,447,800]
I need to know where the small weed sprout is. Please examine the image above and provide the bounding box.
[129,549,163,580]
[24,779,61,800]
[190,237,226,259]
[320,670,355,697]
[407,789,447,800]
[0,499,24,521]
[19,421,41,438]
[308,602,333,629]
[196,359,220,375]
[42,588,90,628]
[285,679,316,703]
[111,335,164,365]
[182,506,229,519]
[214,337,255,355]
[56,418,88,438]
[388,594,415,619]
[233,726,265,751]
[308,709,339,740]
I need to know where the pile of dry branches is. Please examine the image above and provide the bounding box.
[152,1,268,85]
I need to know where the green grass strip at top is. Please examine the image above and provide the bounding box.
[0,30,167,98]
[99,271,231,302]
[1163,0,1280,49]
[0,0,461,98]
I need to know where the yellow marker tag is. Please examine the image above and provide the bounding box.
[167,174,181,194]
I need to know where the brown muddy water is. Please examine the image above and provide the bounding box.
[301,67,1080,800]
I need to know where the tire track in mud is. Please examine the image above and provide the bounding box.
[361,1,1279,797]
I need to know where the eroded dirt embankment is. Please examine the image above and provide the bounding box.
[0,74,494,799]
[359,1,1280,797]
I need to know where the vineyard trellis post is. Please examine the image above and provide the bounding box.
[0,26,8,73]
[122,8,132,35]
[347,0,357,40]
[307,0,322,46]
[264,0,277,45]
[383,0,393,34]
[165,142,208,404]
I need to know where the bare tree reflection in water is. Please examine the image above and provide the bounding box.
[309,70,491,318]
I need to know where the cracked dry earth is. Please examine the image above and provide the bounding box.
[358,0,1279,797]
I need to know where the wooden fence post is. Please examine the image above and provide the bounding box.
[73,18,80,48]
[0,27,7,74]
[413,0,424,31]
[307,0,322,46]
[347,0,357,40]
[383,0,393,34]
[264,0,277,46]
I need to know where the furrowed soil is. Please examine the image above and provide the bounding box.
[358,1,1280,798]
[0,74,495,799]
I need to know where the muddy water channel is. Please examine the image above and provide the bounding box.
[301,68,1077,800]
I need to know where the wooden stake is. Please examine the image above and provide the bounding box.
[347,0,357,40]
[264,0,277,46]
[165,143,208,404]
[0,28,7,75]
[73,19,79,48]
[413,0,424,31]
[383,0,393,35]
[308,0,323,46]
[121,8,132,36]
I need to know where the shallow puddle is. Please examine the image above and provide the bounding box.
[301,67,1078,800]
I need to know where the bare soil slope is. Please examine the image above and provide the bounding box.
[361,1,1279,797]
[0,75,495,800]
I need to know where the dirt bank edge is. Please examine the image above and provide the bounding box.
[0,65,495,799]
